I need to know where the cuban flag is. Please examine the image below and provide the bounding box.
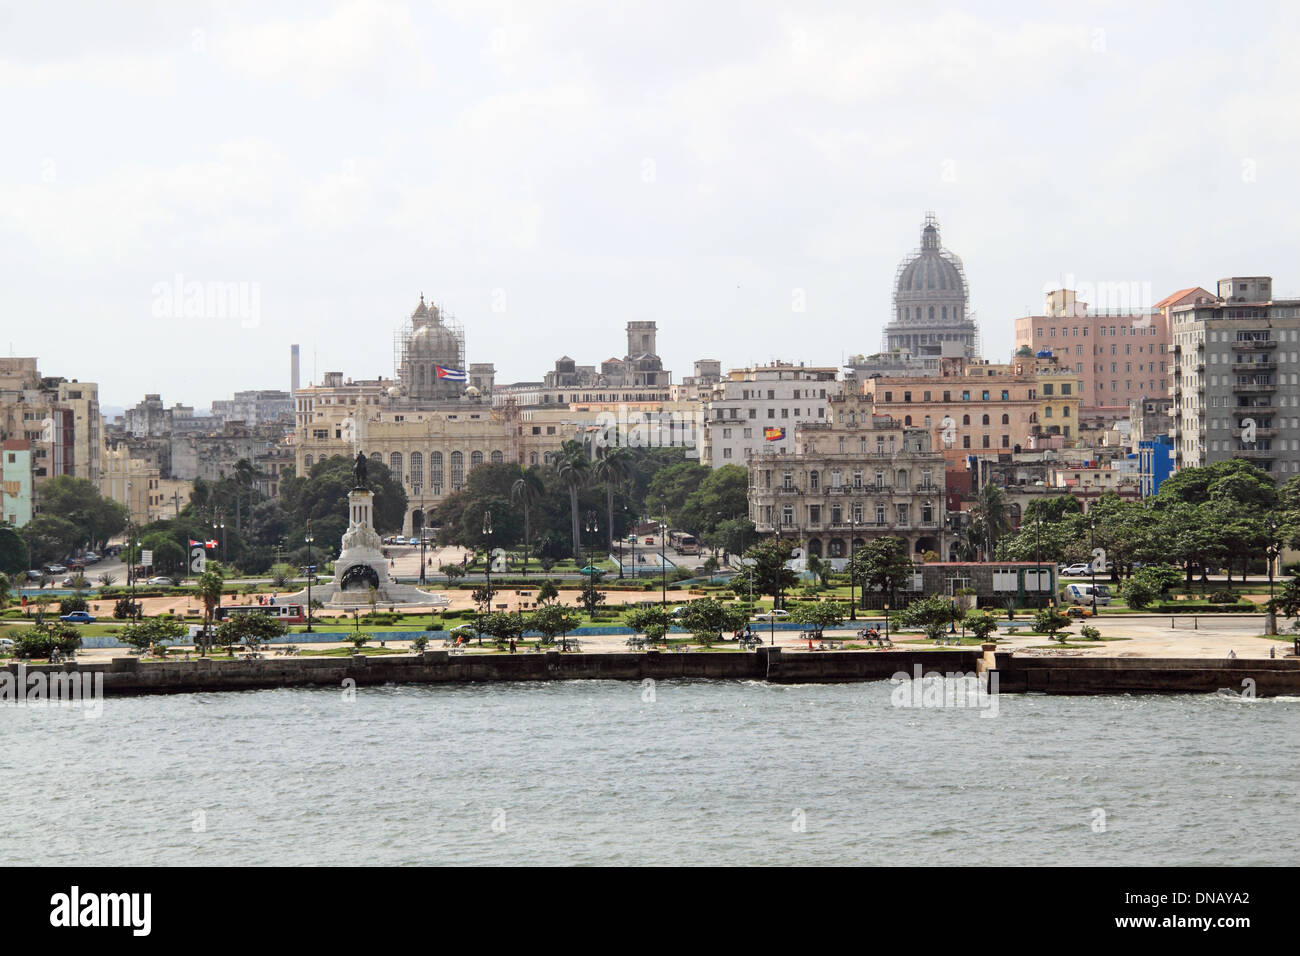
[436,365,467,382]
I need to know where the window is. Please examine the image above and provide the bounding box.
[450,451,464,491]
[809,470,819,490]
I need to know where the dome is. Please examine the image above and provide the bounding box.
[897,251,963,296]
[409,322,458,355]
[464,385,481,397]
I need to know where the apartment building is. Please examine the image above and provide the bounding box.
[702,363,841,468]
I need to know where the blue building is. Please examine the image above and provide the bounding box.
[1139,436,1174,496]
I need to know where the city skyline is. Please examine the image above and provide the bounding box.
[3,2,1299,407]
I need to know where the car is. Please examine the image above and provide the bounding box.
[25,569,44,581]
[59,611,96,624]
[147,576,175,586]
[82,552,100,564]
[43,564,67,575]
[1060,563,1093,576]
[670,605,689,617]
[0,637,13,649]
[1065,605,1094,618]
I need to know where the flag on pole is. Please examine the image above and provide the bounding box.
[763,427,786,441]
[436,365,467,382]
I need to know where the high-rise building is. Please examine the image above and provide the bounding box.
[1169,276,1300,479]
[701,362,841,467]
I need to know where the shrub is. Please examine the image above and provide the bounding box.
[1209,588,1236,604]
[1080,625,1101,641]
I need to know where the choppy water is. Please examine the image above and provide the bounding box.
[2,680,1296,865]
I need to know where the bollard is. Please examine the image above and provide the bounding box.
[1194,616,1198,630]
[1172,616,1175,629]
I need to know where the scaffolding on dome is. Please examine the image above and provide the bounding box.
[392,301,466,386]
[883,212,977,355]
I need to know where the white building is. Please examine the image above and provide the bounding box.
[702,363,842,468]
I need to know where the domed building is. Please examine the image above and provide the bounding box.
[882,213,979,358]
[397,294,466,402]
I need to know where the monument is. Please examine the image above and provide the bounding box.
[285,452,449,607]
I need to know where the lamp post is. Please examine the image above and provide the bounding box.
[482,510,494,606]
[1268,513,1280,607]
[848,514,858,621]
[1035,507,1044,609]
[1089,514,1098,616]
[629,508,637,580]
[883,602,890,644]
[304,520,315,633]
[584,510,599,613]
[213,509,226,565]
[659,520,668,607]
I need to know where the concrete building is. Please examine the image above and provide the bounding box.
[2,439,33,527]
[0,362,102,486]
[701,362,841,467]
[748,388,948,559]
[211,389,294,425]
[1169,276,1300,478]
[1014,288,1176,413]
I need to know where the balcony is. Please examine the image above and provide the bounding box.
[1236,447,1276,459]
[1232,382,1277,394]
[915,483,939,493]
[1235,360,1275,372]
[1231,338,1277,351]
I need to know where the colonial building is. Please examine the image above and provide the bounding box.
[881,213,979,359]
[748,388,947,560]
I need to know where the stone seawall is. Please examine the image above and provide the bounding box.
[9,649,1300,697]
[987,652,1300,696]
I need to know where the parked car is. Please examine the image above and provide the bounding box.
[0,637,14,650]
[43,564,67,575]
[146,576,175,586]
[1065,604,1094,618]
[25,569,44,581]
[1060,563,1093,576]
[59,611,96,624]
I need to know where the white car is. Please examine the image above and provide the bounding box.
[1060,564,1093,577]
[147,576,175,586]
[0,637,14,649]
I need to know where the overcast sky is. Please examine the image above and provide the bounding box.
[3,1,1298,411]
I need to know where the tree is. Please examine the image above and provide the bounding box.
[440,563,466,587]
[972,483,1011,558]
[510,465,546,575]
[1034,607,1072,642]
[677,465,749,539]
[269,563,296,588]
[195,566,226,655]
[536,579,559,605]
[678,598,747,646]
[120,617,188,653]
[850,536,914,609]
[526,603,581,645]
[214,613,288,652]
[554,441,591,559]
[744,537,798,609]
[479,611,524,648]
[965,610,999,643]
[789,600,846,638]
[645,459,708,524]
[894,595,962,641]
[0,572,9,610]
[14,621,82,659]
[627,605,673,645]
[591,448,635,554]
[21,514,82,568]
[579,573,606,615]
[0,525,29,574]
[30,476,127,549]
[1122,564,1182,610]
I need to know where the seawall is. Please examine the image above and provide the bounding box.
[8,649,1299,697]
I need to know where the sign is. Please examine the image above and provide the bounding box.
[140,549,153,568]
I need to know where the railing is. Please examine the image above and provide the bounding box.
[1231,339,1276,350]
[1232,382,1276,393]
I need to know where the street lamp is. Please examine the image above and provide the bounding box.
[848,513,858,621]
[482,510,494,605]
[584,510,599,612]
[1267,513,1280,607]
[883,602,890,644]
[1035,506,1044,609]
[1089,514,1098,616]
[304,520,315,633]
[659,520,668,607]
[213,509,226,565]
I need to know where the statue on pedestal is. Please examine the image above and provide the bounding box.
[353,451,369,490]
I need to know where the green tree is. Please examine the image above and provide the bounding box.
[972,483,1011,558]
[510,465,546,575]
[626,605,673,645]
[894,594,962,641]
[965,610,999,643]
[214,613,288,651]
[120,617,188,653]
[554,441,592,560]
[678,597,747,646]
[30,475,127,549]
[195,566,227,655]
[536,579,559,604]
[526,602,581,645]
[850,536,914,609]
[677,465,749,539]
[591,447,635,553]
[1033,607,1071,641]
[440,563,466,587]
[789,600,846,638]
[21,514,82,568]
[479,611,525,648]
[0,525,29,574]
[744,537,798,609]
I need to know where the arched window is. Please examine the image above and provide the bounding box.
[409,452,422,490]
[450,451,464,491]
[1001,414,1010,425]
[430,451,443,492]
[828,540,844,558]
[490,450,504,464]
[390,452,402,479]
[809,470,819,490]
[530,452,539,466]
[928,306,935,320]
[962,414,970,426]
[304,455,313,470]
[942,306,948,320]
[904,415,912,426]
[982,414,990,426]
[470,450,484,470]
[807,539,823,557]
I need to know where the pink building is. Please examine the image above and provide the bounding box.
[1014,289,1175,413]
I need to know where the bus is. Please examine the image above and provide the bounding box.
[214,604,306,624]
[668,531,698,555]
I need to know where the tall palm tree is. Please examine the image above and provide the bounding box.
[554,441,591,560]
[195,567,226,656]
[510,465,546,575]
[973,483,1011,559]
[591,447,634,554]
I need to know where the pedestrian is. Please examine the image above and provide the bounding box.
[1227,648,1237,659]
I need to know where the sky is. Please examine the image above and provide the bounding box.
[3,0,1299,412]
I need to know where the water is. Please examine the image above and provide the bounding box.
[2,681,1297,866]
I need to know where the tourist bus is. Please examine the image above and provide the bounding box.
[214,603,306,624]
[668,531,698,555]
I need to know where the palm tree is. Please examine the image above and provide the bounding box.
[591,447,634,555]
[973,483,1011,559]
[195,567,226,656]
[554,440,591,560]
[510,465,546,576]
